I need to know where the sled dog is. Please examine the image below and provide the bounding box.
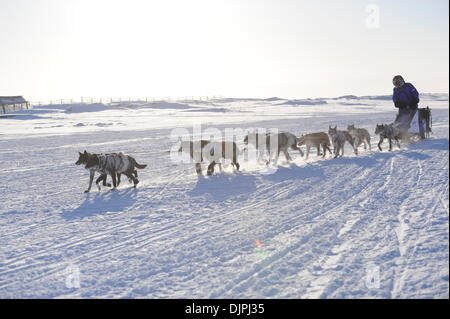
[328,126,347,158]
[76,151,117,192]
[347,124,371,155]
[296,132,332,159]
[178,140,240,176]
[244,131,303,165]
[77,150,147,192]
[374,124,401,151]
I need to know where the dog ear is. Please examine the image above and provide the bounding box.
[84,150,87,154]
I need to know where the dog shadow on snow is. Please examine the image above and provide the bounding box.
[189,172,257,201]
[189,164,325,200]
[261,163,324,183]
[61,187,139,221]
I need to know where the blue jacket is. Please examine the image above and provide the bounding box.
[393,83,420,109]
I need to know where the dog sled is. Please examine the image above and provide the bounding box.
[394,106,432,140]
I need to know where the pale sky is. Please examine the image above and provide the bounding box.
[0,0,448,101]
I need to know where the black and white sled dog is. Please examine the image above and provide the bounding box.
[76,150,147,192]
[374,124,401,151]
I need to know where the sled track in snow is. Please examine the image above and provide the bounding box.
[0,102,448,298]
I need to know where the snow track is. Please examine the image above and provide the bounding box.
[0,96,448,298]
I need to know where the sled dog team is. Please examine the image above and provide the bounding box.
[76,122,417,192]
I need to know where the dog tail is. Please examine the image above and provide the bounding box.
[135,162,147,169]
[131,157,147,169]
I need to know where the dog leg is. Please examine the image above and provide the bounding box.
[102,174,111,187]
[306,145,310,160]
[388,138,393,152]
[86,170,95,193]
[325,145,332,157]
[333,144,339,158]
[124,172,138,188]
[353,144,358,155]
[378,137,384,151]
[292,144,304,157]
[283,149,292,162]
[95,174,109,191]
[111,170,117,189]
[195,163,202,176]
[207,162,216,176]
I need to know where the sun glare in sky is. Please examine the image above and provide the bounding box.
[0,0,448,101]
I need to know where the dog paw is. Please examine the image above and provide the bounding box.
[84,190,90,193]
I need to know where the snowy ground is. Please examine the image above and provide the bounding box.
[0,94,448,298]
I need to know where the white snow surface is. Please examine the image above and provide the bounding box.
[0,94,448,298]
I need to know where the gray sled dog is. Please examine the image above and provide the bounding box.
[347,124,371,155]
[342,130,355,148]
[296,132,332,159]
[76,150,147,192]
[374,124,401,151]
[178,140,240,176]
[328,126,347,158]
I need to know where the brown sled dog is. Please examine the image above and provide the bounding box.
[244,131,304,165]
[296,132,332,159]
[76,150,147,192]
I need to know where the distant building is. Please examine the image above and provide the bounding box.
[0,96,29,114]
